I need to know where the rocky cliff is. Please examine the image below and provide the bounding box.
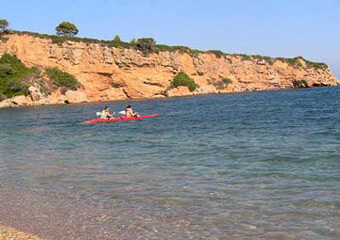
[0,33,338,107]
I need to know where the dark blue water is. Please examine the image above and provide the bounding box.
[1,87,340,239]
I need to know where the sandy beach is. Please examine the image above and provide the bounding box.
[0,225,42,240]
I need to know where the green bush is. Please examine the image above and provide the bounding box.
[189,49,205,58]
[0,54,25,71]
[134,38,156,55]
[172,45,191,53]
[50,35,66,45]
[45,68,79,90]
[0,92,7,100]
[273,56,328,69]
[4,79,29,96]
[113,35,121,43]
[170,71,199,92]
[250,55,274,65]
[111,35,122,48]
[302,57,328,70]
[0,54,36,98]
[210,77,233,90]
[154,45,191,53]
[207,50,224,58]
[222,78,233,84]
[129,38,137,46]
[239,54,251,61]
[0,63,14,78]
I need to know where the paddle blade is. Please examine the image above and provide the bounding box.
[96,112,102,116]
[119,111,126,115]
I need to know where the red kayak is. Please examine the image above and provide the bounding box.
[82,113,159,124]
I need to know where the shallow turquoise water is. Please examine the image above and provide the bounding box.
[1,87,340,239]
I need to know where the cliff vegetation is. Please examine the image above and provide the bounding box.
[0,54,35,100]
[1,30,328,70]
[0,25,338,108]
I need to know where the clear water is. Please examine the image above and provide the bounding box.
[1,87,340,239]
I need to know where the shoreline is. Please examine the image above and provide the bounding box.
[0,85,338,110]
[1,32,338,111]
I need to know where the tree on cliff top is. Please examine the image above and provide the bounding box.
[0,19,9,32]
[135,38,156,55]
[113,35,121,43]
[112,34,122,47]
[55,21,78,37]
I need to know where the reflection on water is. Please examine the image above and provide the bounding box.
[1,87,340,239]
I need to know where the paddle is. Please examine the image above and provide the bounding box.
[96,111,118,116]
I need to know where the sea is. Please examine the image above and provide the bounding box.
[0,87,340,240]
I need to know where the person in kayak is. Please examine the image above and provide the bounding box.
[100,106,114,119]
[125,105,140,117]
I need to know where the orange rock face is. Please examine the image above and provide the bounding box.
[0,33,338,107]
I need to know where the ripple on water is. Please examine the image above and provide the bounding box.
[0,87,340,239]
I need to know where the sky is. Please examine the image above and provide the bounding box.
[1,0,339,77]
